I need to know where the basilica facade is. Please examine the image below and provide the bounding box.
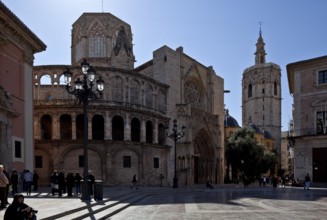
[33,13,225,186]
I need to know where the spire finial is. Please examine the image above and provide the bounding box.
[259,21,262,37]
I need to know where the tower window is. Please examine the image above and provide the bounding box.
[318,70,327,84]
[248,84,252,98]
[274,81,277,95]
[262,88,265,94]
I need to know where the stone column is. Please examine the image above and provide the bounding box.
[34,115,40,139]
[124,113,131,141]
[141,118,146,143]
[52,113,59,140]
[153,118,158,144]
[105,111,112,140]
[72,113,76,140]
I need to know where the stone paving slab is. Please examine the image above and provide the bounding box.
[0,185,326,220]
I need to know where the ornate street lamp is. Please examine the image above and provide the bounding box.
[63,59,104,200]
[167,119,185,188]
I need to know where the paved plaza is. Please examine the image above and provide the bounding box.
[0,184,326,219]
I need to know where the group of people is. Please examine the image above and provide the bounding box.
[1,165,38,219]
[50,170,94,197]
[1,165,39,209]
[258,174,311,189]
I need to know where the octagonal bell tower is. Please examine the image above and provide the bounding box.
[242,29,282,159]
[71,13,135,70]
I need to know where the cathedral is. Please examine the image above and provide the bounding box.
[33,13,225,186]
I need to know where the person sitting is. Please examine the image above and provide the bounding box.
[206,180,214,189]
[4,193,37,220]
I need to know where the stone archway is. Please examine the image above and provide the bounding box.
[193,129,215,184]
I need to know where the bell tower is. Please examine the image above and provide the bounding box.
[242,28,282,159]
[71,13,135,70]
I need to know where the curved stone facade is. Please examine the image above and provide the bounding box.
[33,65,170,186]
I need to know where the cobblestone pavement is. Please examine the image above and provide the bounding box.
[0,185,326,220]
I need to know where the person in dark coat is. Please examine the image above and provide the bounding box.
[50,170,58,195]
[66,173,75,196]
[88,171,95,195]
[130,174,138,189]
[10,170,19,196]
[58,171,66,197]
[4,193,37,220]
[33,170,39,191]
[272,175,278,189]
[304,173,311,190]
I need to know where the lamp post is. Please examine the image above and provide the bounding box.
[63,59,104,200]
[167,119,185,188]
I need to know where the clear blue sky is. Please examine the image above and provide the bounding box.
[2,0,327,131]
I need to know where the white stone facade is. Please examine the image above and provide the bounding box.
[287,56,327,182]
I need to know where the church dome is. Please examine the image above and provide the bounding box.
[224,110,240,127]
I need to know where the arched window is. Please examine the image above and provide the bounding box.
[76,114,84,140]
[131,118,140,142]
[88,22,107,57]
[146,121,153,144]
[145,85,153,109]
[92,115,104,140]
[248,84,252,98]
[274,81,277,96]
[60,114,72,140]
[111,76,124,103]
[41,114,52,140]
[158,123,166,146]
[40,74,52,85]
[112,115,124,141]
[158,90,166,113]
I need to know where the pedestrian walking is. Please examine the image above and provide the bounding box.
[130,174,138,189]
[304,173,311,190]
